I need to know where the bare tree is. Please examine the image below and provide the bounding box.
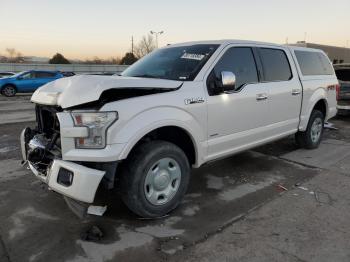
[5,48,24,63]
[134,34,156,59]
[6,48,16,58]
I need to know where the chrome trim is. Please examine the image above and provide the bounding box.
[292,89,301,95]
[221,71,236,88]
[256,93,268,101]
[337,105,350,110]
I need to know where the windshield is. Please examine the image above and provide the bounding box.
[11,71,28,78]
[122,44,219,81]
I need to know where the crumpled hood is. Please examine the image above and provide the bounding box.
[31,75,182,108]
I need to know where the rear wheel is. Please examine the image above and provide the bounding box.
[120,140,190,218]
[295,110,324,149]
[1,85,17,97]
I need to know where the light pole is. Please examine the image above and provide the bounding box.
[150,30,164,48]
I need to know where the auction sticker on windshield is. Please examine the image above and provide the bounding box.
[181,53,205,61]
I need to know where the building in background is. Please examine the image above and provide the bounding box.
[291,41,350,64]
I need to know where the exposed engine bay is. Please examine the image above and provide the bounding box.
[23,105,62,175]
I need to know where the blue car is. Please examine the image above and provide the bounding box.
[0,70,63,97]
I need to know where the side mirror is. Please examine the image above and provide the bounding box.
[221,71,236,91]
[17,76,22,80]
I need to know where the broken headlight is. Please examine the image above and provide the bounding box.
[71,111,118,149]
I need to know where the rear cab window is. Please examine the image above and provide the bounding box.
[294,50,334,76]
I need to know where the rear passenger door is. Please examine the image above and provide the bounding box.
[257,47,302,135]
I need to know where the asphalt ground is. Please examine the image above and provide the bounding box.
[0,94,350,262]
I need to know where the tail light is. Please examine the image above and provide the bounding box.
[336,84,340,101]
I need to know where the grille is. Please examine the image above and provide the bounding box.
[35,105,61,138]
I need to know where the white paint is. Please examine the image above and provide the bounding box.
[31,75,182,108]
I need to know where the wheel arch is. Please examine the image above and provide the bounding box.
[313,99,328,119]
[299,88,328,131]
[119,123,201,167]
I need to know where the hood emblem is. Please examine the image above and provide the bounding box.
[184,97,205,105]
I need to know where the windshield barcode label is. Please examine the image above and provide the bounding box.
[181,53,205,61]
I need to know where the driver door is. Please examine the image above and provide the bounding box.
[16,71,38,91]
[205,46,269,161]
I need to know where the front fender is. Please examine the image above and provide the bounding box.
[107,106,206,166]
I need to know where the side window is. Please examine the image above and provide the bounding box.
[35,72,56,78]
[259,48,292,81]
[317,53,334,75]
[21,72,34,79]
[295,51,334,76]
[211,47,258,91]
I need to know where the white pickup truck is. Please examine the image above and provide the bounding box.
[21,40,338,218]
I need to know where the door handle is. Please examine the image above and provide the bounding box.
[292,89,301,95]
[256,93,268,101]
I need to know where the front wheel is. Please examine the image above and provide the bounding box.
[1,85,17,97]
[120,140,190,218]
[295,109,324,149]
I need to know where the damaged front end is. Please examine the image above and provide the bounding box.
[21,105,106,203]
[21,105,62,179]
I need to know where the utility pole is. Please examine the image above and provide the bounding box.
[150,30,164,48]
[131,36,134,54]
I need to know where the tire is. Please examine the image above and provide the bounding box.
[120,140,190,218]
[1,85,17,97]
[295,110,324,149]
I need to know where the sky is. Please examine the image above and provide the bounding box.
[0,0,349,60]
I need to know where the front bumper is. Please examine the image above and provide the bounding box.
[21,128,105,203]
